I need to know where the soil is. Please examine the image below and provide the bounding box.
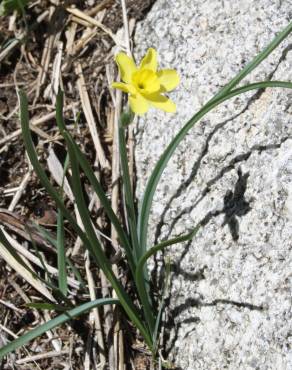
[0,1,156,369]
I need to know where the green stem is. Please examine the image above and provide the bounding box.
[65,135,153,348]
[118,111,155,333]
[19,91,153,351]
[55,91,136,275]
[136,226,200,339]
[0,298,119,359]
[137,20,292,255]
[138,80,292,256]
[135,226,200,315]
[118,117,140,262]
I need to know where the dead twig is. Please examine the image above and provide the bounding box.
[85,251,106,369]
[86,0,114,17]
[0,102,79,148]
[0,227,55,301]
[66,7,118,45]
[15,350,70,365]
[75,62,110,170]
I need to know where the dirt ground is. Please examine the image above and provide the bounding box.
[0,1,157,369]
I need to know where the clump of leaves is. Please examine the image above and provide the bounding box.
[0,0,29,16]
[0,19,292,365]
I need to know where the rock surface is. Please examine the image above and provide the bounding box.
[134,1,292,369]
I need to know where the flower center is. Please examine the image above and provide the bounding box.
[132,69,160,94]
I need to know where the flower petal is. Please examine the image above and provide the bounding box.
[115,53,137,83]
[157,69,180,92]
[129,93,149,115]
[140,48,158,72]
[147,93,176,113]
[112,82,136,94]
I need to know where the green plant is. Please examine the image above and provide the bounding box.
[0,21,292,363]
[0,0,29,16]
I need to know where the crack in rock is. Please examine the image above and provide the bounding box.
[152,42,292,246]
[134,2,292,368]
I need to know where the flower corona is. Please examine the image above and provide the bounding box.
[112,48,180,115]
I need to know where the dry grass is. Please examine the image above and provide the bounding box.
[0,1,156,369]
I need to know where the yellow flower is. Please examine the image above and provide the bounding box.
[112,48,180,116]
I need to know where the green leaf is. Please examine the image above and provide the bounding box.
[26,302,70,312]
[153,257,171,351]
[62,129,153,349]
[138,21,292,254]
[136,226,200,289]
[119,122,154,333]
[55,91,136,275]
[18,90,89,246]
[19,90,153,349]
[32,222,85,288]
[118,123,139,261]
[136,225,200,344]
[57,210,67,296]
[0,298,119,359]
[120,108,135,127]
[0,0,28,16]
[0,227,32,274]
[137,80,292,256]
[57,153,69,296]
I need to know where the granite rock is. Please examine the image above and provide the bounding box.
[134,0,292,369]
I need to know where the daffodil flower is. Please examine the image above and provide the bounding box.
[112,48,180,115]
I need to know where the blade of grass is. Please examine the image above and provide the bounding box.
[118,120,139,262]
[26,302,71,312]
[63,129,153,349]
[0,227,32,273]
[55,91,136,274]
[137,80,292,255]
[57,210,67,296]
[118,119,155,332]
[19,90,153,348]
[136,225,200,291]
[0,298,119,359]
[153,257,171,351]
[57,154,70,296]
[32,222,85,288]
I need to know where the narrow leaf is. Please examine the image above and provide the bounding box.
[57,210,67,295]
[32,222,85,287]
[136,225,200,289]
[26,302,70,312]
[55,91,135,274]
[138,81,292,255]
[63,129,153,349]
[118,123,139,261]
[18,90,89,245]
[119,122,155,333]
[0,298,119,358]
